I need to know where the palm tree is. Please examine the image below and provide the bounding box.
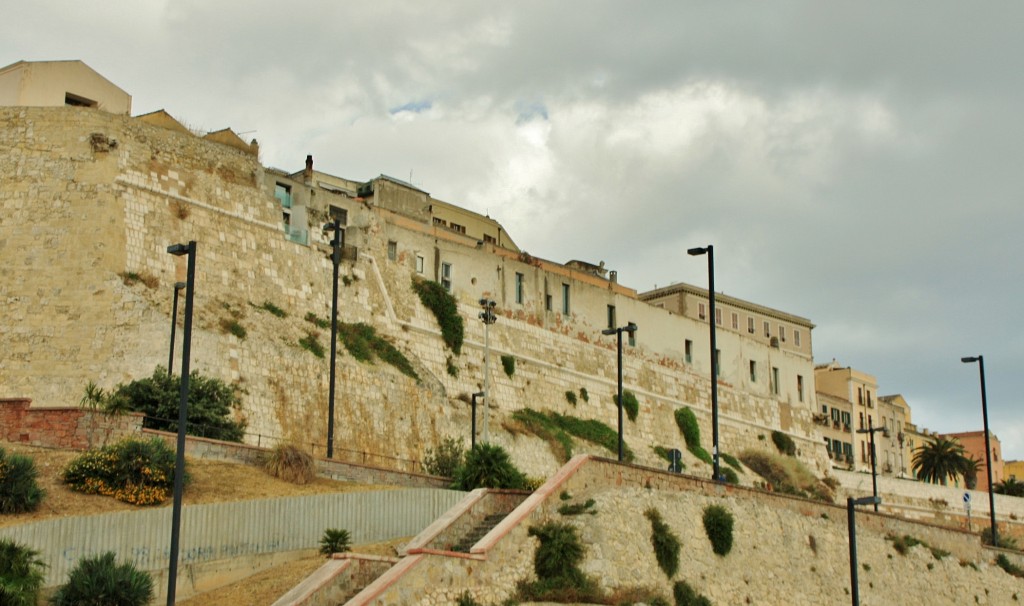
[994,478,1024,497]
[912,437,971,486]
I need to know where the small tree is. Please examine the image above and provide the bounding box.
[50,552,153,606]
[319,528,352,556]
[0,448,44,514]
[0,538,46,606]
[423,437,465,478]
[913,437,971,486]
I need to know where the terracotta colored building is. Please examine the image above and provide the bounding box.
[943,431,1003,492]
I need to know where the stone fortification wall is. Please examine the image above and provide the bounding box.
[353,456,1024,605]
[1,106,827,479]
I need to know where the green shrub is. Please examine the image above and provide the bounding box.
[298,332,325,358]
[501,355,516,378]
[771,430,797,456]
[423,437,465,477]
[558,498,596,516]
[411,278,464,354]
[259,300,287,317]
[721,467,739,484]
[509,409,574,462]
[703,505,734,556]
[981,527,1019,550]
[690,446,713,466]
[452,443,529,490]
[565,390,577,406]
[996,554,1024,578]
[104,367,246,442]
[0,448,44,514]
[579,387,589,402]
[739,449,833,502]
[261,443,316,484]
[63,438,180,506]
[220,317,247,339]
[456,591,483,606]
[50,551,153,606]
[304,311,330,329]
[446,356,459,377]
[654,446,687,471]
[0,538,46,606]
[674,408,701,449]
[673,580,712,606]
[523,521,597,600]
[319,528,352,556]
[337,322,418,380]
[510,408,635,463]
[720,452,743,472]
[615,390,639,422]
[645,508,681,579]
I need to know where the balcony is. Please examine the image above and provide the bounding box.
[284,225,308,246]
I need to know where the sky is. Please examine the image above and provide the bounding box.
[5,1,1023,459]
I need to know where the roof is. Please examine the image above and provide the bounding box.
[639,282,815,328]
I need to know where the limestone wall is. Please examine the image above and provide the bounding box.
[1,106,830,480]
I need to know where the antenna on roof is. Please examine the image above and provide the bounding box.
[409,169,413,184]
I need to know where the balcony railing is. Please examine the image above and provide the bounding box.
[284,225,308,246]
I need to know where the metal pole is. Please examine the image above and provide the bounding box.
[168,284,181,375]
[707,246,720,482]
[471,393,478,450]
[978,356,997,546]
[616,328,624,462]
[848,497,859,606]
[483,316,491,444]
[327,220,342,459]
[166,241,196,606]
[869,419,879,512]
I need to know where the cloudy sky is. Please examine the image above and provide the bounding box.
[6,2,1023,459]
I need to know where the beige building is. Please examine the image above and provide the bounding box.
[877,394,914,478]
[814,361,884,473]
[0,60,131,114]
[816,392,854,467]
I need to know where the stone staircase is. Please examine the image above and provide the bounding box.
[449,513,508,552]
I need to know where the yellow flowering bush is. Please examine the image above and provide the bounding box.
[63,438,183,506]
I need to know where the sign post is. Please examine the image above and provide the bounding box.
[964,492,972,532]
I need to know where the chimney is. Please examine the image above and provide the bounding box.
[304,155,313,182]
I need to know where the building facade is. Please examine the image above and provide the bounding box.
[943,431,1004,492]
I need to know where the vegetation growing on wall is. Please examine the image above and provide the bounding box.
[298,332,325,358]
[565,390,577,406]
[337,322,418,380]
[411,277,464,354]
[518,521,602,602]
[508,409,634,463]
[674,407,712,465]
[220,317,247,339]
[579,387,589,402]
[63,438,181,506]
[720,452,744,473]
[673,580,713,606]
[614,390,639,422]
[258,300,287,318]
[119,271,159,289]
[702,505,734,556]
[739,449,834,502]
[446,356,459,377]
[771,430,797,456]
[996,554,1024,578]
[645,508,681,578]
[0,448,44,514]
[558,498,597,516]
[501,354,516,377]
[653,445,687,471]
[304,311,330,329]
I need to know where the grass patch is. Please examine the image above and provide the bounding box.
[261,443,315,484]
[337,322,418,380]
[996,554,1024,578]
[411,277,463,354]
[615,389,639,422]
[259,300,287,318]
[119,271,159,289]
[720,452,744,472]
[740,449,834,502]
[304,312,329,329]
[771,430,797,456]
[645,508,681,578]
[673,580,712,606]
[298,332,325,358]
[220,318,247,339]
[558,498,596,516]
[510,409,634,462]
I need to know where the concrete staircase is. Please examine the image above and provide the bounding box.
[449,513,508,552]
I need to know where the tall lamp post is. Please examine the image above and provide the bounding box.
[470,391,484,449]
[168,282,186,375]
[479,298,497,443]
[962,355,997,546]
[688,245,721,481]
[602,322,637,462]
[323,220,344,459]
[165,241,196,606]
[856,418,887,512]
[847,495,882,606]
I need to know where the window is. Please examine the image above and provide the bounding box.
[866,391,873,408]
[715,349,721,378]
[607,304,616,330]
[483,234,496,245]
[329,206,348,225]
[628,329,636,348]
[794,329,801,347]
[731,312,738,330]
[65,92,98,108]
[797,375,804,402]
[858,387,864,405]
[685,340,693,364]
[387,241,397,261]
[274,183,292,209]
[698,303,706,320]
[441,262,452,292]
[749,360,757,382]
[764,321,771,337]
[449,222,466,234]
[780,325,786,342]
[747,317,755,334]
[432,217,448,227]
[561,284,570,315]
[545,294,552,311]
[822,405,828,415]
[415,255,424,274]
[715,308,722,325]
[841,411,851,427]
[516,272,525,304]
[831,408,841,422]
[859,412,865,429]
[772,367,780,395]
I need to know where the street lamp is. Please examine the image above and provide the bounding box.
[688,245,721,481]
[479,298,497,443]
[856,418,888,512]
[324,220,344,459]
[847,495,882,606]
[962,355,997,546]
[470,391,484,449]
[165,241,196,606]
[602,321,637,462]
[168,282,186,375]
